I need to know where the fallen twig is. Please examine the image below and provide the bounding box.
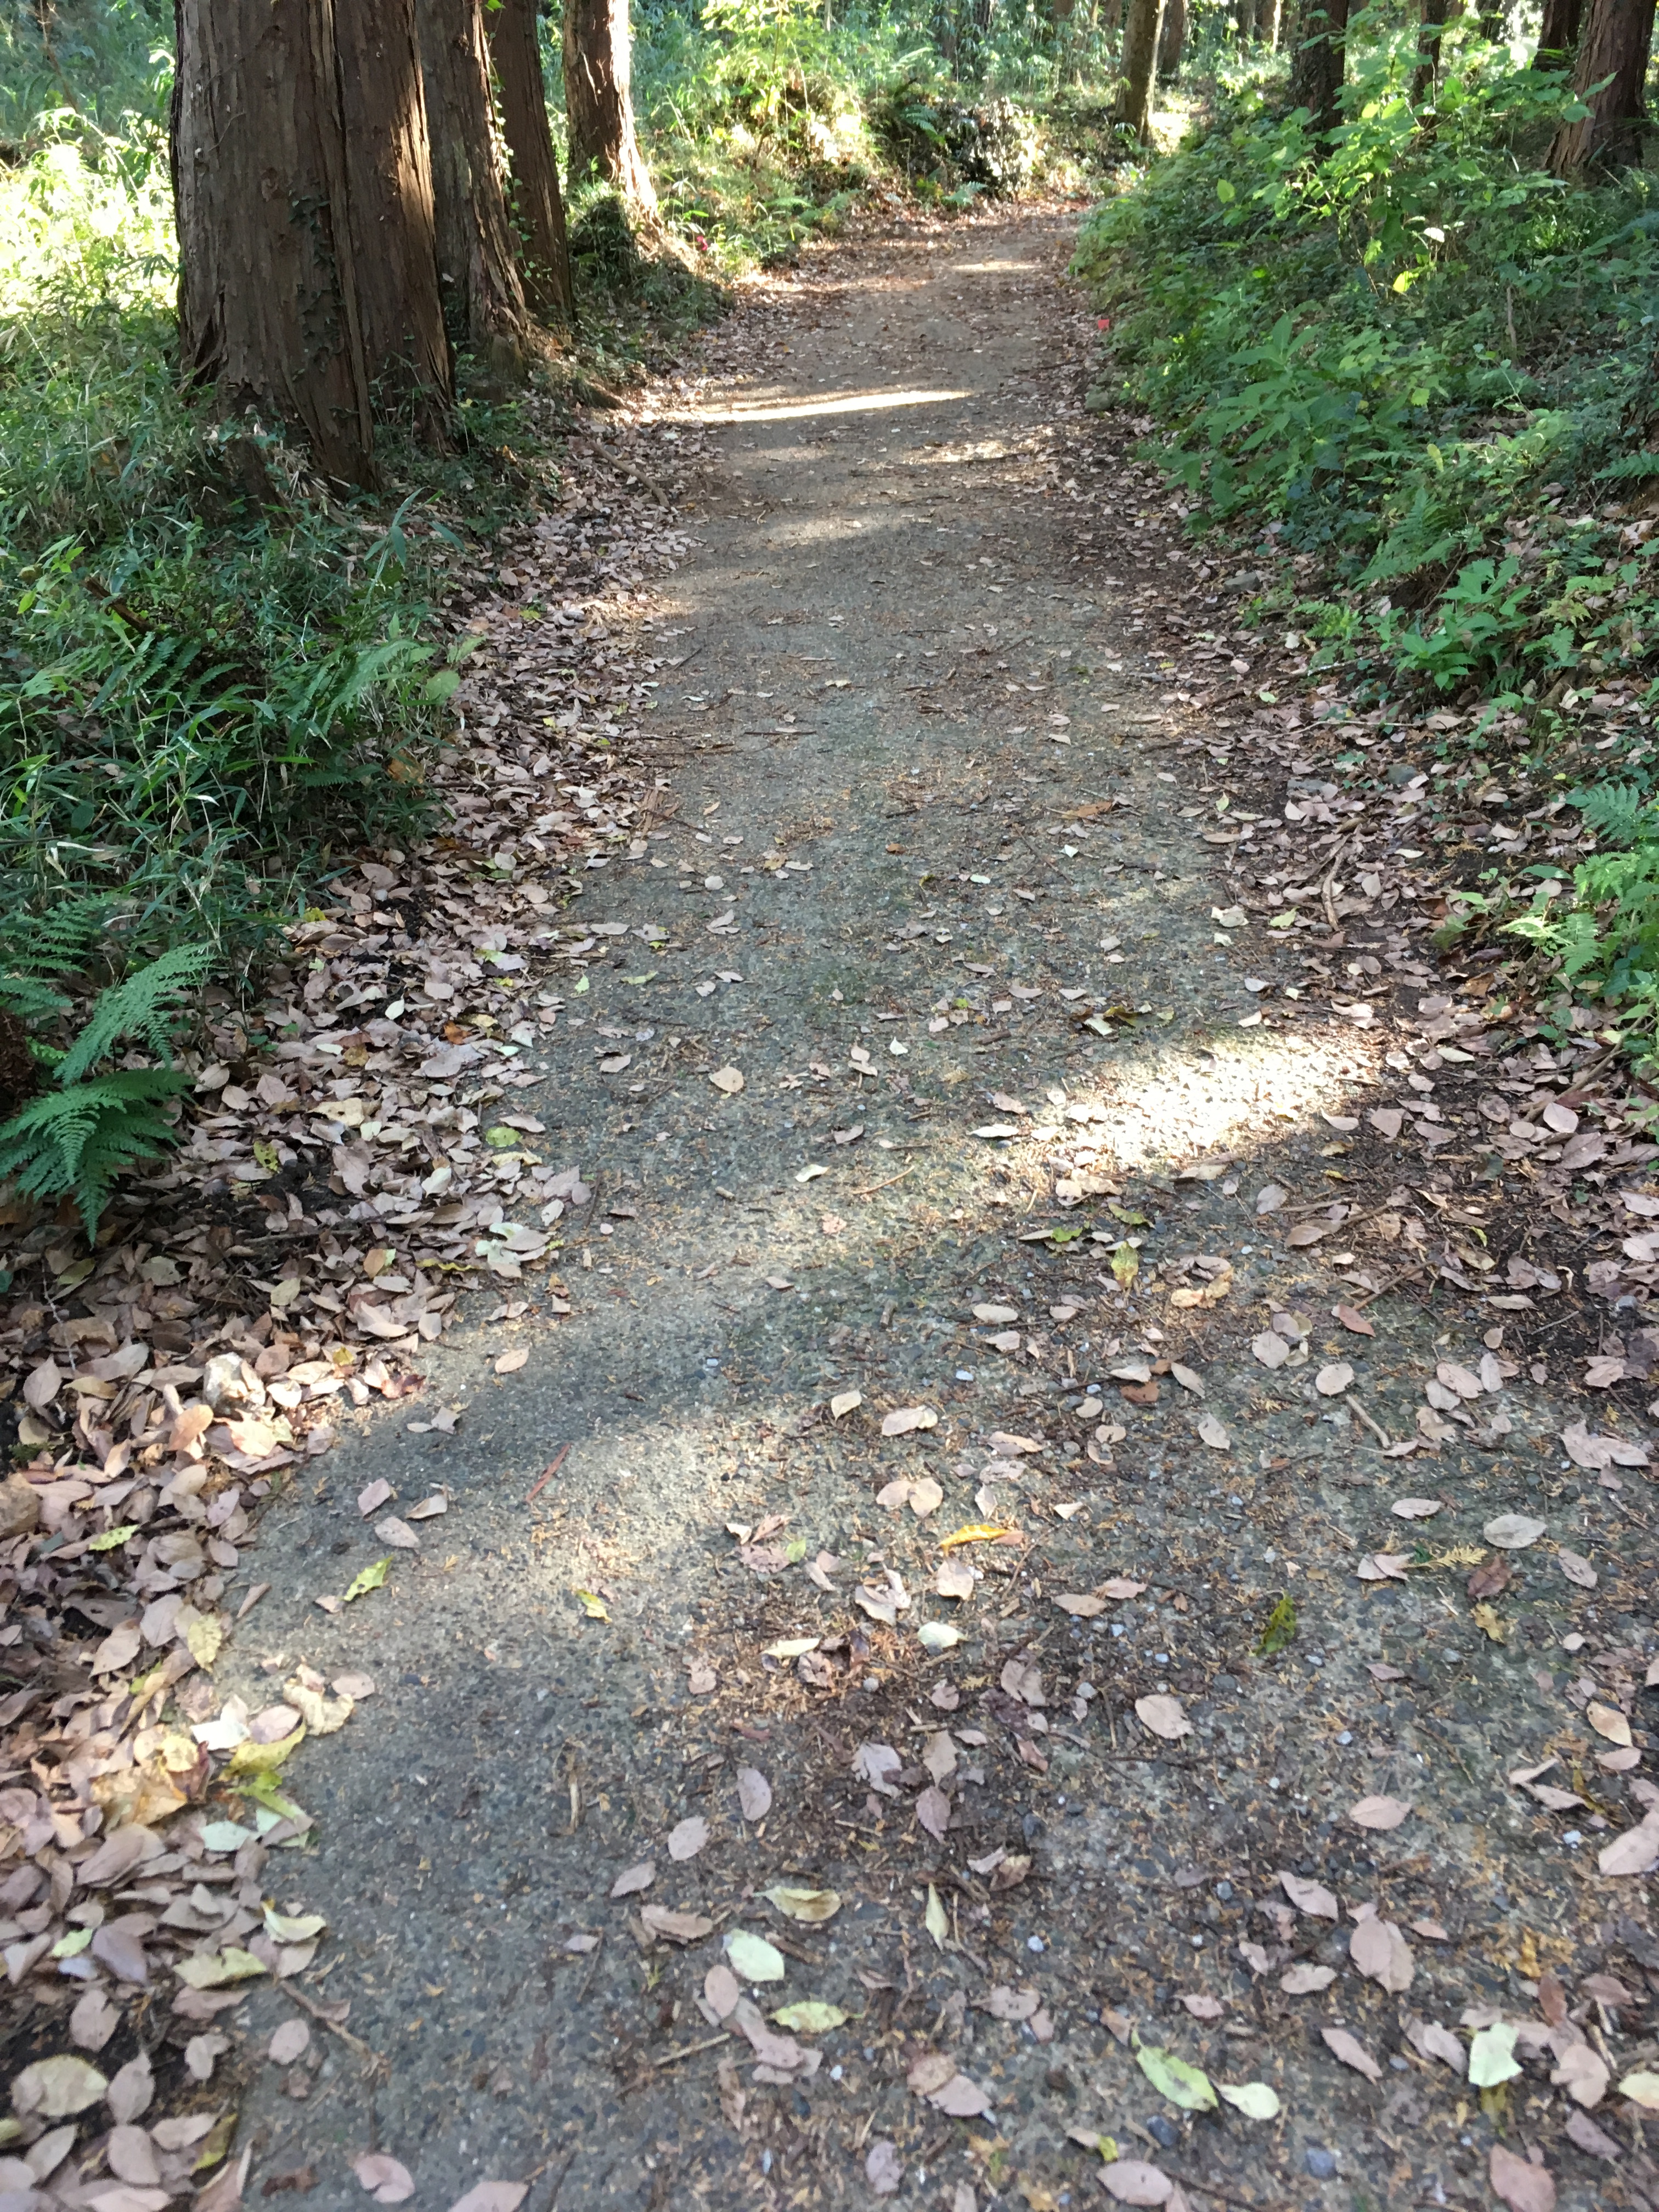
[524,1443,571,1506]
[651,2032,731,2068]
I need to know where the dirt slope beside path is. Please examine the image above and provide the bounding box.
[10,210,1659,2212]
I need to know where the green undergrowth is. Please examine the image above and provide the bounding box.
[1075,18,1659,710]
[1074,14,1659,1075]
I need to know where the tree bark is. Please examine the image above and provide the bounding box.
[1410,0,1462,103]
[1549,0,1655,168]
[173,0,453,487]
[418,0,528,360]
[562,0,658,218]
[1289,0,1352,131]
[1158,0,1186,75]
[1256,0,1283,47]
[485,0,575,327]
[1233,0,1254,36]
[332,0,452,433]
[1533,0,1583,59]
[1117,0,1167,140]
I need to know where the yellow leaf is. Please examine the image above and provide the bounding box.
[185,1617,224,1668]
[342,1557,390,1602]
[253,1140,281,1174]
[1471,1601,1509,1644]
[924,1883,949,1949]
[574,1588,610,1620]
[225,1725,305,1778]
[939,1523,1015,1550]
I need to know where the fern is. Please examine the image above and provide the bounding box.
[0,1069,189,1235]
[1571,781,1655,850]
[0,939,212,1234]
[57,945,215,1086]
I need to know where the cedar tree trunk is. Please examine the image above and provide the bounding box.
[1257,0,1283,46]
[173,0,452,486]
[563,0,658,216]
[1158,0,1186,75]
[418,0,529,358]
[1533,0,1584,58]
[1289,0,1352,131]
[1549,0,1655,167]
[488,0,576,327]
[1117,0,1167,139]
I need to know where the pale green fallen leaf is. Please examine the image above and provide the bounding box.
[1468,2022,1521,2088]
[925,1883,949,1949]
[50,1926,93,1958]
[773,2001,849,2033]
[200,1822,257,1853]
[185,1616,224,1667]
[1218,2081,1281,2119]
[724,1929,786,1983]
[763,1884,842,1923]
[1620,2069,1659,2111]
[343,1557,391,1602]
[87,1525,138,1551]
[175,1947,268,1988]
[263,1906,326,1944]
[1136,2040,1218,2112]
[573,1587,609,1620]
[761,1636,820,1660]
[917,1622,964,1653]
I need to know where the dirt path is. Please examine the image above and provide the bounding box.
[195,212,1659,2212]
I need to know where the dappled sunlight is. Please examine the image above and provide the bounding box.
[680,385,975,425]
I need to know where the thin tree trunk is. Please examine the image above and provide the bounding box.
[418,0,528,362]
[1533,0,1583,59]
[1257,0,1283,47]
[487,0,575,327]
[1289,0,1352,130]
[1234,0,1254,35]
[1158,0,1186,75]
[562,0,658,218]
[1117,0,1167,139]
[173,0,453,487]
[1411,0,1461,103]
[1549,0,1655,168]
[1477,3,1507,34]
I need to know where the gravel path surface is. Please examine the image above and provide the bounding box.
[204,211,1659,2212]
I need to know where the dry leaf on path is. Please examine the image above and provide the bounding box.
[1350,1916,1413,1992]
[1322,2026,1382,2081]
[709,1066,744,1094]
[494,1348,529,1375]
[1280,1963,1336,1994]
[1135,1694,1190,1741]
[1280,1871,1339,1920]
[1350,1794,1412,1830]
[611,1860,655,1898]
[353,2156,415,2206]
[1488,2146,1556,2212]
[668,1816,709,1861]
[736,1768,772,1821]
[1316,1362,1355,1396]
[881,1405,938,1436]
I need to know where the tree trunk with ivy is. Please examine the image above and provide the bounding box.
[1289,0,1352,131]
[1116,0,1167,139]
[1548,0,1655,168]
[562,0,658,218]
[418,0,529,362]
[487,0,576,327]
[172,0,453,488]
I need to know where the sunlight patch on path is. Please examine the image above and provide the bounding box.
[682,386,975,425]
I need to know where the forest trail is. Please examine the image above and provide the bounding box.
[217,213,1652,2212]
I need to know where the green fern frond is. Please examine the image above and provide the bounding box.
[0,894,121,980]
[57,944,215,1086]
[1571,781,1654,851]
[0,971,72,1029]
[0,1069,189,1236]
